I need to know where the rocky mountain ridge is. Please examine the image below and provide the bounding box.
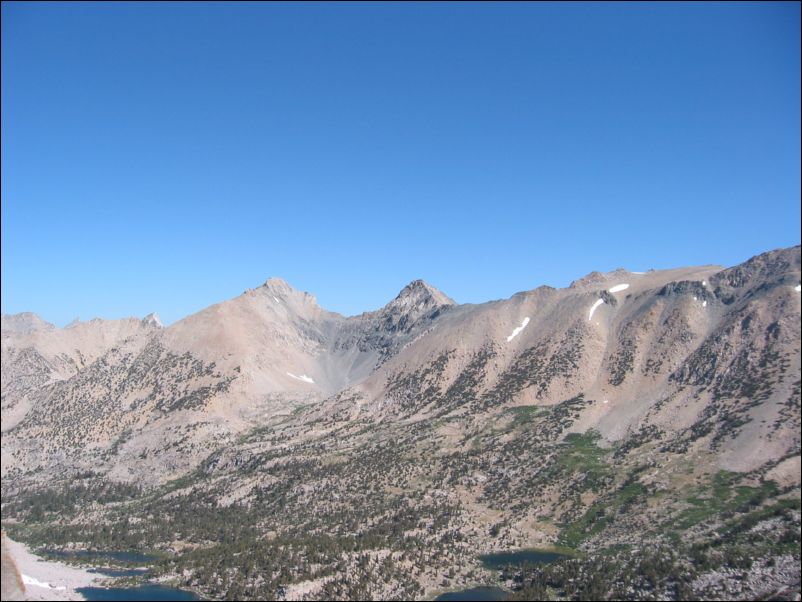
[2,246,799,487]
[1,245,799,601]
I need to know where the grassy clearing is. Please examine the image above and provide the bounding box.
[504,405,549,428]
[556,431,611,487]
[673,471,779,530]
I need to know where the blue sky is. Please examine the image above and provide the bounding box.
[2,2,800,325]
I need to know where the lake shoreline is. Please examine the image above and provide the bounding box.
[434,547,573,601]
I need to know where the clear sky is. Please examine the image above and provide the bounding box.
[2,2,800,325]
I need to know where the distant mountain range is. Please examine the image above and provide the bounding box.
[1,245,800,600]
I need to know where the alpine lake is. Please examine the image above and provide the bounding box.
[434,548,568,601]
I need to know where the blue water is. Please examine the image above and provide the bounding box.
[437,549,564,601]
[478,549,565,569]
[435,586,508,601]
[76,584,200,601]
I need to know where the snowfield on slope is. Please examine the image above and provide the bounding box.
[506,317,530,342]
[287,372,315,384]
[588,298,604,321]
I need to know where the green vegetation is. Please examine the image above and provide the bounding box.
[556,431,610,485]
[3,370,799,601]
[673,471,779,530]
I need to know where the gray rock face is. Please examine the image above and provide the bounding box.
[333,279,454,363]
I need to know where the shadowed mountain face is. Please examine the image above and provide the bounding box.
[1,246,800,601]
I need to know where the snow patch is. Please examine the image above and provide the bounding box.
[506,317,530,342]
[631,271,646,275]
[702,280,707,286]
[608,283,630,293]
[702,300,707,307]
[273,296,280,303]
[603,399,609,404]
[22,575,65,590]
[588,298,604,321]
[287,372,315,384]
[795,284,801,292]
[693,296,697,301]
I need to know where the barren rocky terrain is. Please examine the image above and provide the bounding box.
[1,246,800,600]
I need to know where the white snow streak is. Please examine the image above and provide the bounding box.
[287,372,315,384]
[608,283,630,293]
[506,317,530,342]
[702,281,707,286]
[796,284,801,292]
[22,575,65,590]
[273,296,280,303]
[702,301,707,307]
[588,298,604,321]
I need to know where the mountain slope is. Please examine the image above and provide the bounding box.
[1,246,799,601]
[2,249,799,484]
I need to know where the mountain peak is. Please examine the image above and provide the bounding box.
[394,280,455,307]
[259,277,319,306]
[142,312,163,328]
[1,312,55,333]
[569,268,636,289]
[260,277,306,298]
[264,276,290,286]
[261,277,293,292]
